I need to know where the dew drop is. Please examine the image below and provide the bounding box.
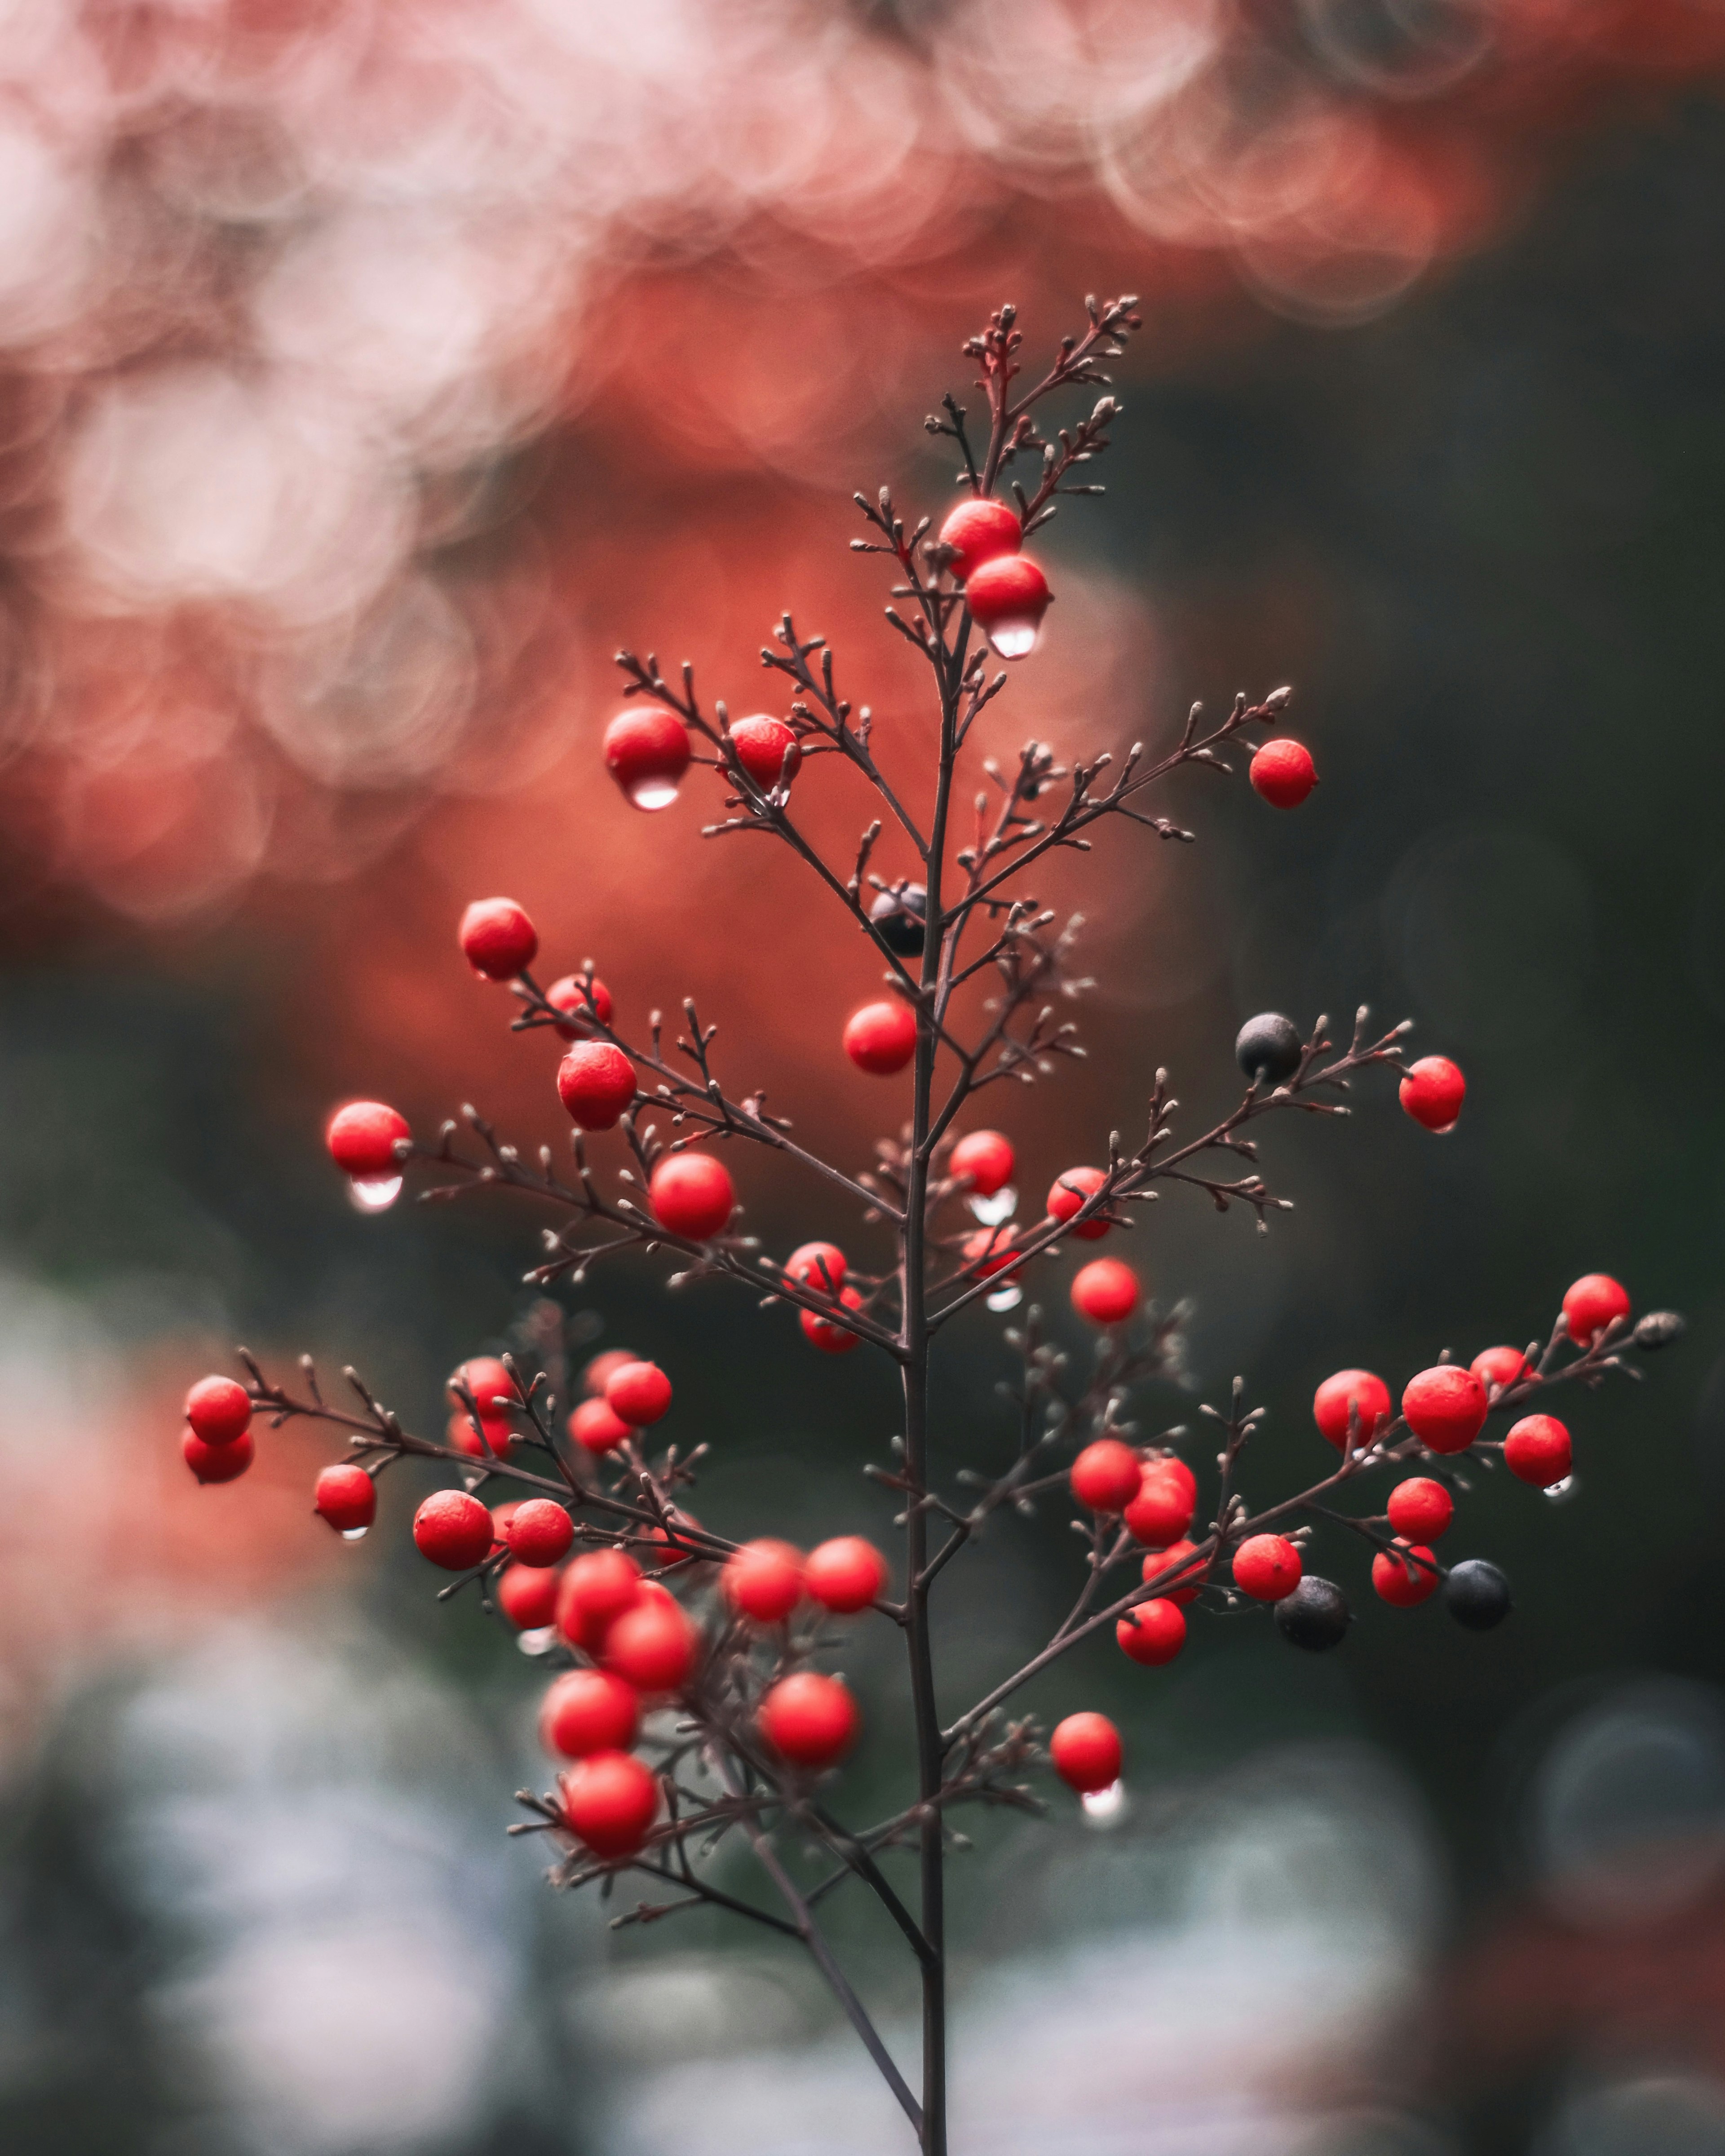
[625,774,681,811]
[1543,1475,1577,1503]
[349,1174,402,1213]
[1081,1780,1127,1827]
[517,1625,557,1657]
[986,616,1040,661]
[985,1284,1024,1313]
[969,1185,1018,1227]
[341,1525,369,1543]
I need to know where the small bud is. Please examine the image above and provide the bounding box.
[1634,1310,1686,1350]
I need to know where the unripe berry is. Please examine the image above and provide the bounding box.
[649,1151,735,1239]
[557,1041,636,1131]
[1048,1165,1109,1238]
[1471,1345,1528,1392]
[1049,1711,1121,1794]
[1123,1459,1197,1548]
[540,1668,640,1758]
[938,496,1021,581]
[326,1100,410,1178]
[506,1498,576,1567]
[869,884,927,955]
[758,1671,859,1769]
[605,1360,672,1428]
[1248,738,1317,808]
[1314,1371,1391,1455]
[582,1348,638,1396]
[561,1750,659,1857]
[602,1595,696,1692]
[1372,1539,1439,1608]
[459,897,537,981]
[185,1375,252,1446]
[964,552,1051,660]
[546,972,614,1041]
[604,707,690,811]
[844,1000,917,1075]
[1143,1540,1203,1605]
[1504,1412,1572,1488]
[1387,1476,1454,1542]
[801,1286,865,1353]
[786,1241,847,1294]
[1274,1576,1351,1651]
[1070,1438,1143,1514]
[1402,1365,1487,1454]
[1234,1012,1303,1086]
[497,1562,561,1631]
[1399,1055,1465,1134]
[950,1129,1014,1197]
[412,1489,494,1571]
[556,1549,642,1648]
[184,1429,253,1484]
[1116,1597,1186,1666]
[1634,1310,1685,1351]
[1444,1557,1512,1630]
[722,1540,805,1624]
[1232,1533,1302,1601]
[804,1536,887,1613]
[1563,1272,1630,1345]
[729,715,801,790]
[314,1462,376,1533]
[1071,1257,1140,1327]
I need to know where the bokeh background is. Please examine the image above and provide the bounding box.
[3,2,1725,2152]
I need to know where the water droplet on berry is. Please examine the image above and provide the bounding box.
[349,1174,403,1212]
[985,1284,1023,1313]
[1081,1780,1127,1826]
[969,1185,1018,1227]
[341,1525,369,1542]
[517,1625,557,1657]
[1543,1475,1577,1503]
[986,616,1040,660]
[625,774,681,811]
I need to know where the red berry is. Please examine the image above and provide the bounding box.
[497,1562,561,1631]
[1070,1438,1143,1514]
[325,1100,410,1178]
[1372,1539,1439,1608]
[1399,1055,1465,1134]
[950,1129,1014,1197]
[1504,1413,1572,1488]
[722,1540,805,1624]
[964,552,1051,659]
[540,1668,640,1758]
[1386,1476,1453,1542]
[557,1041,636,1131]
[961,1228,1023,1281]
[459,897,537,981]
[556,1550,642,1648]
[506,1498,575,1568]
[786,1241,847,1294]
[1142,1540,1202,1605]
[1402,1365,1487,1454]
[451,1357,518,1419]
[605,1360,672,1428]
[1471,1345,1528,1392]
[448,1410,515,1462]
[314,1462,376,1533]
[184,1375,252,1445]
[582,1348,638,1396]
[801,1286,865,1353]
[546,973,614,1041]
[758,1672,859,1769]
[604,707,690,811]
[804,1536,887,1613]
[1123,1460,1198,1548]
[412,1489,494,1571]
[1049,1710,1121,1794]
[561,1750,659,1857]
[602,1596,696,1692]
[1071,1258,1140,1327]
[844,1000,917,1075]
[1562,1272,1630,1346]
[938,497,1022,581]
[1312,1368,1392,1451]
[1116,1598,1187,1666]
[729,715,801,791]
[1232,1533,1302,1601]
[649,1152,736,1241]
[1249,738,1317,808]
[1048,1166,1109,1239]
[184,1429,253,1484]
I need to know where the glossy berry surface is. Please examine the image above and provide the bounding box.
[804,1537,887,1613]
[452,1356,517,1419]
[1234,1012,1303,1086]
[568,1396,632,1454]
[722,1540,805,1624]
[1249,738,1317,807]
[1471,1345,1528,1392]
[412,1490,494,1571]
[325,1100,410,1178]
[844,1000,917,1075]
[649,1152,736,1239]
[582,1349,638,1396]
[938,496,1021,580]
[1399,1056,1466,1134]
[541,1668,641,1759]
[1142,1541,1202,1604]
[546,973,613,1040]
[801,1286,864,1352]
[1563,1272,1630,1345]
[506,1498,576,1567]
[1504,1413,1572,1487]
[1049,1711,1120,1794]
[1070,1439,1144,1514]
[184,1429,253,1484]
[603,707,690,810]
[950,1130,1014,1197]
[557,1042,637,1131]
[605,1360,672,1427]
[1445,1558,1513,1630]
[1233,1534,1302,1601]
[1071,1257,1140,1326]
[1116,1598,1186,1666]
[602,1596,696,1692]
[1274,1576,1351,1651]
[869,884,927,955]
[1048,1166,1109,1238]
[964,552,1051,658]
[314,1462,376,1533]
[730,715,800,790]
[459,897,538,980]
[555,1550,642,1648]
[1402,1365,1488,1454]
[561,1750,659,1857]
[1387,1476,1454,1542]
[497,1563,560,1631]
[786,1241,847,1293]
[185,1375,252,1445]
[1312,1368,1392,1450]
[1123,1460,1197,1548]
[758,1672,859,1768]
[1373,1540,1440,1608]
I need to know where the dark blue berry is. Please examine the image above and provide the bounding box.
[1235,1012,1303,1086]
[1444,1559,1512,1630]
[871,885,927,957]
[1274,1576,1350,1651]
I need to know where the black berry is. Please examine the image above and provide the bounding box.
[1444,1558,1512,1631]
[871,884,927,957]
[1274,1575,1351,1652]
[1235,1012,1303,1086]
